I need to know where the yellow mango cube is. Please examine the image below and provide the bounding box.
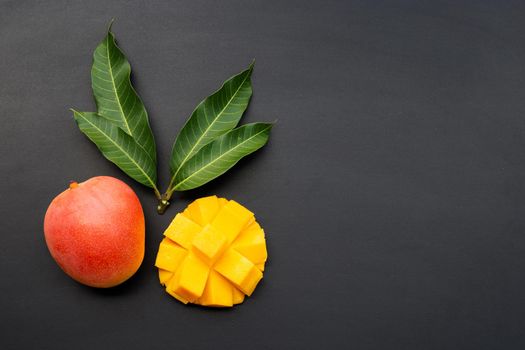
[233,224,267,265]
[184,196,220,226]
[154,238,187,271]
[243,216,256,230]
[191,224,227,265]
[168,253,210,302]
[198,270,233,307]
[166,287,189,304]
[214,249,263,296]
[158,269,173,286]
[211,200,254,243]
[164,213,201,249]
[232,287,245,304]
[217,197,229,207]
[165,266,189,304]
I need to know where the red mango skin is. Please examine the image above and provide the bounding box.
[44,176,145,288]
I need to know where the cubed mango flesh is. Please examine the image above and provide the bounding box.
[163,213,201,249]
[217,197,229,208]
[192,196,220,225]
[214,249,263,296]
[232,223,267,265]
[166,287,189,304]
[165,265,189,304]
[211,200,254,243]
[232,286,245,304]
[155,196,267,307]
[198,270,233,307]
[191,224,227,265]
[154,238,187,271]
[158,269,173,286]
[167,252,210,302]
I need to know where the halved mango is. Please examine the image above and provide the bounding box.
[155,196,267,307]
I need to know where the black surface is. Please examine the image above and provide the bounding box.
[2,1,525,349]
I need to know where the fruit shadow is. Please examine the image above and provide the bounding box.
[181,301,236,313]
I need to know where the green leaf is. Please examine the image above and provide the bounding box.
[168,63,254,191]
[72,110,159,193]
[172,123,272,191]
[91,28,157,163]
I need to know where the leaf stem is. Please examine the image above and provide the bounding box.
[156,191,171,215]
[166,177,176,197]
[153,187,162,200]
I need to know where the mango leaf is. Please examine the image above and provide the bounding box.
[171,123,272,192]
[91,28,157,164]
[72,110,159,193]
[168,63,254,190]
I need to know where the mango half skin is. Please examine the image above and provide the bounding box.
[44,176,145,288]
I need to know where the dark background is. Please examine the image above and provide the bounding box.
[1,0,525,349]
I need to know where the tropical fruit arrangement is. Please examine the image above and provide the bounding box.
[43,23,273,309]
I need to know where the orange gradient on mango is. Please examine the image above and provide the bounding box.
[44,176,145,288]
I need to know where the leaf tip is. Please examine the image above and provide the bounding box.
[107,18,115,33]
[70,109,82,125]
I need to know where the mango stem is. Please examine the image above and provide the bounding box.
[69,181,79,189]
[156,193,171,214]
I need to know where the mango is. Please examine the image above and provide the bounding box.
[232,222,267,265]
[198,270,233,307]
[168,252,210,302]
[214,249,263,296]
[44,176,145,288]
[155,196,267,307]
[185,196,220,226]
[163,213,201,249]
[191,224,228,265]
[211,200,254,243]
[158,269,173,286]
[232,286,245,304]
[155,238,187,272]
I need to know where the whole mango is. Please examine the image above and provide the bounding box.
[44,176,145,288]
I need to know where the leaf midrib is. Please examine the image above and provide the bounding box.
[170,69,252,186]
[173,125,269,191]
[105,34,132,136]
[99,34,156,166]
[77,112,157,190]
